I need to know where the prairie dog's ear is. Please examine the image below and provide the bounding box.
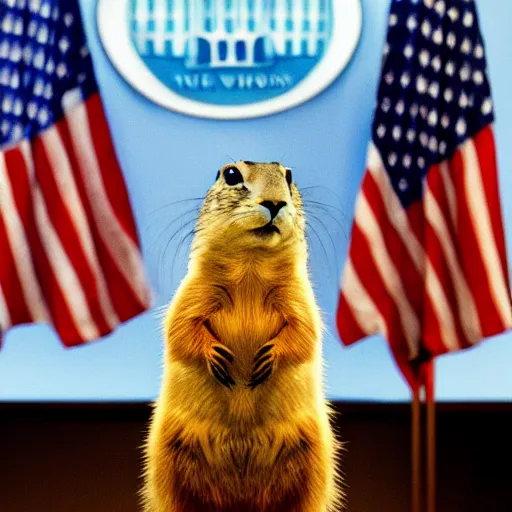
[285,168,292,187]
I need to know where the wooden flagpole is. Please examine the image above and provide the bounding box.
[425,360,436,512]
[411,385,422,512]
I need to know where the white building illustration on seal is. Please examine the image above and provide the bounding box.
[130,0,332,69]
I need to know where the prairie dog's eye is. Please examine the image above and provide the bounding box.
[285,168,292,186]
[215,171,220,181]
[224,167,244,186]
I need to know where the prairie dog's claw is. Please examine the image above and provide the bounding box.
[249,343,276,389]
[207,343,235,389]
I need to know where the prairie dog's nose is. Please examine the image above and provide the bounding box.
[259,200,287,220]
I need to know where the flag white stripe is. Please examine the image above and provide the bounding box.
[439,162,458,227]
[0,149,49,323]
[65,103,150,307]
[31,182,100,341]
[0,284,11,330]
[366,144,465,352]
[462,140,512,328]
[341,258,383,336]
[41,128,120,330]
[355,193,421,356]
[424,258,460,351]
[366,144,424,272]
[424,184,481,345]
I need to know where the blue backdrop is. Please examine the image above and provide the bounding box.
[1,0,510,402]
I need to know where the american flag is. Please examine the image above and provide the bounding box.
[336,0,512,391]
[0,0,153,346]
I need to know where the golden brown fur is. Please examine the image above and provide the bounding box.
[142,162,343,511]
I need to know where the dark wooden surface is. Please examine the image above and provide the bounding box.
[1,401,511,512]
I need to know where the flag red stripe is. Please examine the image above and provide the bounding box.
[336,291,368,345]
[1,148,49,327]
[367,161,469,355]
[406,201,425,249]
[450,147,504,335]
[423,224,467,353]
[425,164,472,352]
[85,95,140,246]
[0,91,151,345]
[0,287,10,342]
[0,198,28,327]
[421,280,446,357]
[63,95,151,312]
[6,147,83,343]
[350,223,410,360]
[358,164,466,359]
[38,125,120,331]
[57,110,149,324]
[31,134,112,336]
[473,126,511,292]
[362,170,424,315]
[426,164,458,254]
[349,214,422,390]
[427,169,468,349]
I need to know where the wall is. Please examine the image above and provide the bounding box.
[0,0,511,401]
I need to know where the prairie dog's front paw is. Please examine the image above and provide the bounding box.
[206,343,235,389]
[248,342,277,390]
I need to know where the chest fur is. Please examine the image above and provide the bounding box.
[207,283,285,368]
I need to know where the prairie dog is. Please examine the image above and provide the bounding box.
[142,161,342,512]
